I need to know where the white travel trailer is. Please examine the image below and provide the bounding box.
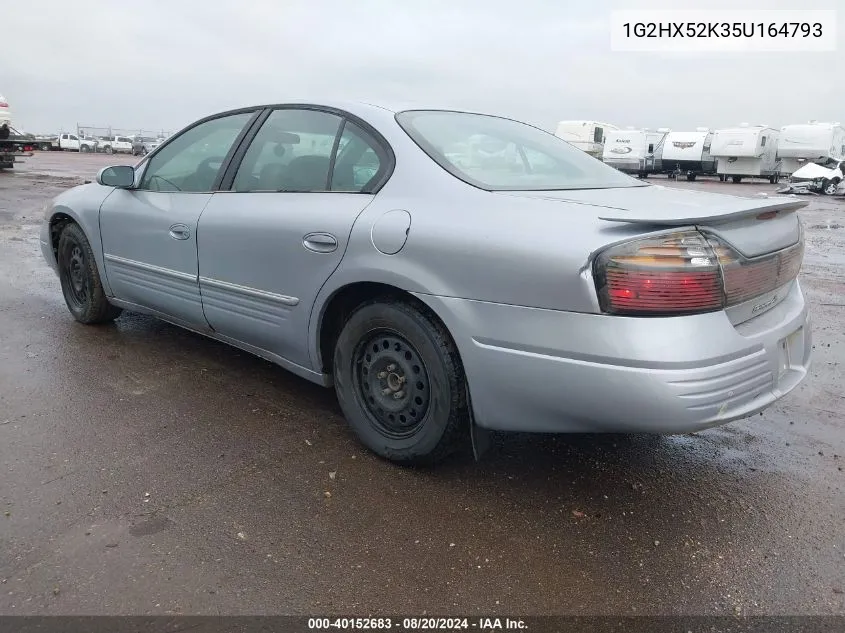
[0,93,11,125]
[554,120,618,158]
[710,124,781,183]
[777,121,845,176]
[659,128,716,181]
[601,128,668,177]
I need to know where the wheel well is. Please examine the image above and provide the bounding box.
[318,282,449,374]
[49,213,76,259]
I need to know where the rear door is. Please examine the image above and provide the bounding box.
[99,110,258,326]
[196,107,392,369]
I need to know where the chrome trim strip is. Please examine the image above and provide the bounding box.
[199,276,299,306]
[104,254,197,282]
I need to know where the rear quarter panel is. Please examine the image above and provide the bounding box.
[308,179,649,371]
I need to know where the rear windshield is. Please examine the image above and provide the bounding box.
[396,110,644,191]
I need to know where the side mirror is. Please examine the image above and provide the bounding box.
[97,165,135,188]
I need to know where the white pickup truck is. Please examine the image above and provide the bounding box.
[56,133,98,152]
[97,135,134,154]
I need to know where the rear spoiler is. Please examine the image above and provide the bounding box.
[598,199,808,226]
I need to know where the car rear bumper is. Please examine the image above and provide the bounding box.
[416,281,811,433]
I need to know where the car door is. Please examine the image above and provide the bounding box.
[99,110,258,327]
[196,107,392,369]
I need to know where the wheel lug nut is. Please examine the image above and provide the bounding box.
[377,371,387,379]
[382,388,392,396]
[386,364,396,372]
[393,390,404,400]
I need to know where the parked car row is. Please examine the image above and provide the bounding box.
[32,133,167,155]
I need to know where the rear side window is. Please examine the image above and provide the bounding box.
[233,109,342,192]
[331,122,385,192]
[232,110,391,193]
[594,127,603,143]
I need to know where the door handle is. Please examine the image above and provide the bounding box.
[303,232,338,253]
[169,224,191,240]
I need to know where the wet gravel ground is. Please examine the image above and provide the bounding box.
[0,153,843,616]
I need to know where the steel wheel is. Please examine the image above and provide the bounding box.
[333,299,469,465]
[61,243,89,312]
[56,223,122,324]
[823,179,839,195]
[353,330,430,439]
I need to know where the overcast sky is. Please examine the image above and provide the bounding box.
[3,0,842,135]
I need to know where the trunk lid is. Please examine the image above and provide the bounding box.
[499,184,806,258]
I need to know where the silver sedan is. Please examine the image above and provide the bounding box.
[40,101,812,464]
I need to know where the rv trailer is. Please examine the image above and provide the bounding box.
[554,120,618,158]
[660,128,716,181]
[710,124,781,183]
[601,128,668,177]
[777,121,845,176]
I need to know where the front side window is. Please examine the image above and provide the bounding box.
[396,110,643,191]
[233,109,342,192]
[140,111,254,193]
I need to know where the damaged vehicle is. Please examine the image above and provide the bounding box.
[779,158,845,195]
[40,101,812,465]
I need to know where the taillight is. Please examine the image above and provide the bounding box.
[23,145,32,152]
[713,234,804,306]
[595,231,724,315]
[594,229,803,316]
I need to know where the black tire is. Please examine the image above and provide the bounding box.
[80,145,90,153]
[57,223,122,324]
[822,178,840,195]
[104,146,113,154]
[732,176,742,183]
[686,173,697,181]
[769,174,780,184]
[719,174,726,182]
[333,299,468,465]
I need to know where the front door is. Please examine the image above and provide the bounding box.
[99,110,257,326]
[197,108,391,369]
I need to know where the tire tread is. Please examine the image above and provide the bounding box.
[334,297,469,465]
[58,223,122,324]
